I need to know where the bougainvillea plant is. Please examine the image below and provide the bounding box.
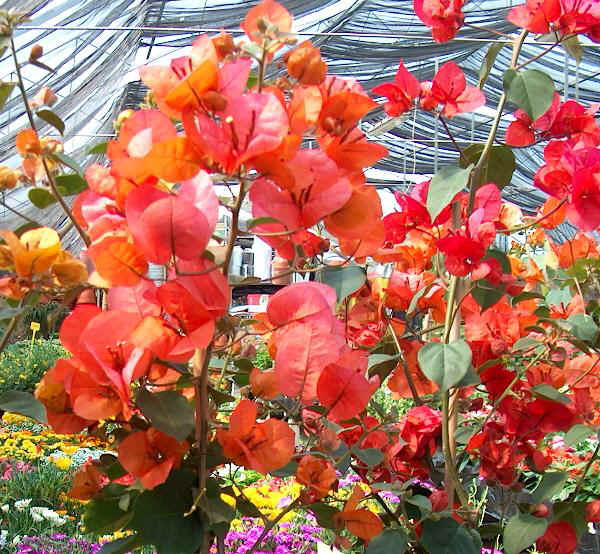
[0,1,600,553]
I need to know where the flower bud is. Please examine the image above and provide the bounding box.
[201,90,227,112]
[29,43,43,61]
[286,41,327,86]
[530,503,550,518]
[0,165,20,190]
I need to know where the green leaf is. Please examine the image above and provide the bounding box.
[36,109,65,135]
[99,536,142,554]
[0,391,47,423]
[235,497,264,519]
[417,340,472,391]
[426,165,472,222]
[84,497,132,535]
[421,518,481,554]
[503,512,548,554]
[352,447,384,467]
[208,386,235,406]
[316,265,366,303]
[0,82,15,110]
[504,68,555,121]
[546,287,572,307]
[512,337,541,352]
[271,460,298,477]
[511,291,544,305]
[406,494,432,513]
[309,503,339,530]
[532,384,570,404]
[97,454,128,480]
[553,501,588,537]
[136,389,194,441]
[407,282,435,314]
[28,188,56,209]
[367,529,409,554]
[531,471,568,503]
[49,152,83,175]
[567,313,599,343]
[479,43,505,88]
[562,35,583,64]
[246,216,283,229]
[459,144,516,188]
[565,424,595,446]
[87,141,108,155]
[472,280,504,311]
[55,173,88,195]
[368,353,400,381]
[128,470,203,554]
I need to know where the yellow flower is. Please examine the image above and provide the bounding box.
[53,456,72,470]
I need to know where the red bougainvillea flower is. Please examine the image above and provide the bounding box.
[216,399,295,473]
[585,500,600,522]
[414,0,466,42]
[372,62,421,116]
[536,521,578,554]
[296,455,337,501]
[437,233,486,276]
[118,428,189,489]
[391,405,442,460]
[420,62,485,118]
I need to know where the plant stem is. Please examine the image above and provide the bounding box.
[389,321,423,406]
[573,441,600,498]
[222,181,246,277]
[9,36,90,247]
[246,498,301,554]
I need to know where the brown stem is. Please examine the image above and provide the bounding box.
[389,321,423,406]
[0,313,21,353]
[9,36,90,247]
[222,182,246,277]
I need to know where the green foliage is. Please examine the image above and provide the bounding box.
[21,301,69,339]
[0,339,67,394]
[253,347,273,370]
[418,340,472,391]
[426,165,472,222]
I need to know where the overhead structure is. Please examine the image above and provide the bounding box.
[1,0,598,245]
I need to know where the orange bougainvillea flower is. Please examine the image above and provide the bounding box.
[1,227,61,278]
[216,399,295,474]
[249,368,279,399]
[16,128,42,155]
[87,233,148,287]
[286,41,327,86]
[118,427,189,489]
[296,454,337,501]
[388,339,437,398]
[550,232,600,269]
[68,462,108,500]
[538,196,567,229]
[241,0,292,44]
[334,486,383,541]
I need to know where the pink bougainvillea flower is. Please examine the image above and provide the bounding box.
[414,0,466,42]
[420,62,485,118]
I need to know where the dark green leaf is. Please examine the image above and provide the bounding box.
[531,384,570,404]
[203,494,235,525]
[406,494,432,513]
[49,152,83,175]
[13,222,41,236]
[472,280,504,311]
[233,358,254,372]
[84,497,132,534]
[55,173,88,195]
[0,391,47,423]
[511,291,545,305]
[271,460,298,477]
[136,389,194,441]
[368,353,400,381]
[236,497,264,519]
[309,503,339,530]
[459,145,516,188]
[87,141,108,155]
[100,536,143,554]
[97,454,128,480]
[316,265,366,303]
[352,447,384,467]
[421,518,480,554]
[128,470,203,554]
[531,471,568,503]
[503,512,548,554]
[0,82,15,110]
[479,43,505,88]
[504,69,555,121]
[565,424,595,446]
[567,313,599,343]
[426,165,472,222]
[208,386,235,406]
[28,188,56,209]
[417,340,472,391]
[553,501,588,537]
[36,109,65,135]
[367,529,409,554]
